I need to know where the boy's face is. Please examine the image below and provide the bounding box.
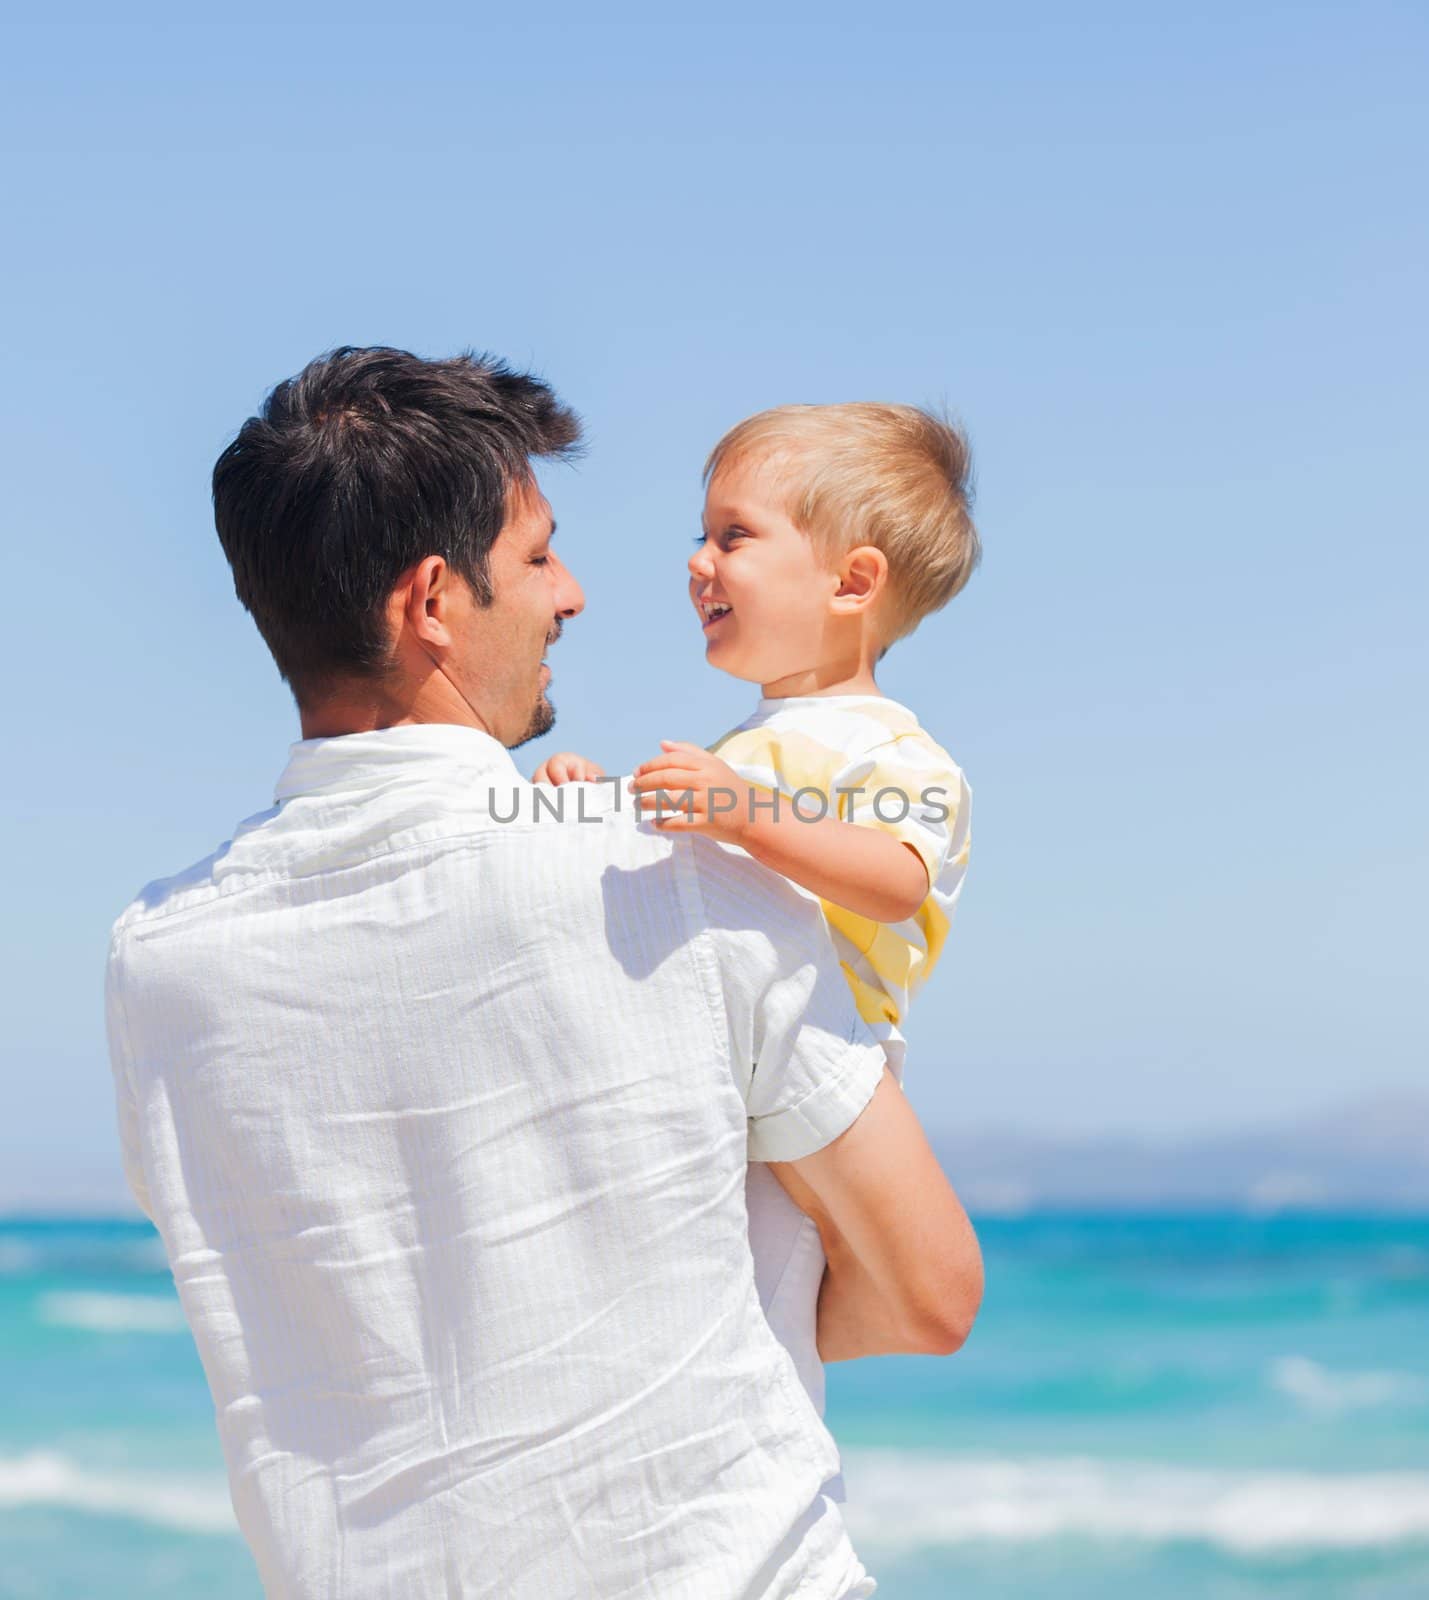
[690,458,846,690]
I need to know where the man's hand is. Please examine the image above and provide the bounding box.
[532,752,606,785]
[627,741,758,844]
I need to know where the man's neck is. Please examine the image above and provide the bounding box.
[298,671,493,742]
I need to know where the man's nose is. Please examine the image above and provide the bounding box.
[551,552,584,619]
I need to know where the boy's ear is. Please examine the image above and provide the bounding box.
[833,545,889,611]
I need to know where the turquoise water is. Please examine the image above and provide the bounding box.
[3,1213,1427,1597]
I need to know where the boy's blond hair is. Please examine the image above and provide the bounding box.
[703,402,979,655]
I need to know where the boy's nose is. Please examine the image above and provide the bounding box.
[688,544,714,580]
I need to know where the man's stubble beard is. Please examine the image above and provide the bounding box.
[508,622,562,751]
[509,688,555,750]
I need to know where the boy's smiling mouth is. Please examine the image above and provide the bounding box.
[699,599,733,628]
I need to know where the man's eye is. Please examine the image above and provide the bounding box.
[531,555,550,566]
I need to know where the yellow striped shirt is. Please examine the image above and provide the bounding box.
[710,693,971,1074]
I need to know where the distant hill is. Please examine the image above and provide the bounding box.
[6,1091,1428,1217]
[933,1090,1429,1214]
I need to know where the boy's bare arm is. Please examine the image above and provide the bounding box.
[628,741,929,924]
[737,802,928,925]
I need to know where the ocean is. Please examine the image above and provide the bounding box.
[2,1212,1427,1598]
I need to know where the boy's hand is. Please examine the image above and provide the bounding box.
[532,751,606,785]
[627,741,756,843]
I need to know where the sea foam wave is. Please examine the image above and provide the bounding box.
[37,1291,188,1333]
[0,1453,236,1534]
[7,1443,1427,1554]
[840,1450,1429,1555]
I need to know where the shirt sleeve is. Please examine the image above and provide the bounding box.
[105,933,154,1221]
[685,837,889,1162]
[832,733,968,891]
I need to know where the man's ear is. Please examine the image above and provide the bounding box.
[832,545,888,614]
[389,556,455,655]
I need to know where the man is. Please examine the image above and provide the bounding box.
[106,346,983,1598]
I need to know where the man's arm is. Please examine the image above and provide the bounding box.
[686,833,981,1359]
[773,1070,983,1359]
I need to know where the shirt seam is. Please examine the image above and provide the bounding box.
[106,930,152,1217]
[720,726,963,806]
[675,840,753,1099]
[116,820,583,933]
[677,841,840,1495]
[843,729,964,783]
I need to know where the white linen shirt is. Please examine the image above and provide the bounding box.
[105,723,885,1600]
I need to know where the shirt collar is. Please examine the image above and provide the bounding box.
[274,722,523,802]
[753,692,916,721]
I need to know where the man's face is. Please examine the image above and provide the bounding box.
[444,476,584,747]
[689,458,841,688]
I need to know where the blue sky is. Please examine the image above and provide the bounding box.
[2,11,1424,1204]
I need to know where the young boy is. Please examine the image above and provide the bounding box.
[534,402,979,1414]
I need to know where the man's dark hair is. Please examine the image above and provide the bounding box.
[212,346,582,702]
